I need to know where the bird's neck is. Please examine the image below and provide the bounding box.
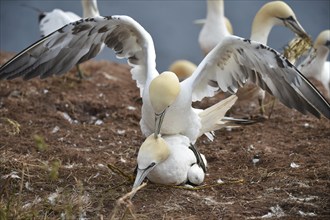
[314,46,329,65]
[82,0,99,18]
[206,0,225,20]
[250,10,276,44]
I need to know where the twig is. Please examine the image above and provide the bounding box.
[18,163,25,205]
[110,183,147,220]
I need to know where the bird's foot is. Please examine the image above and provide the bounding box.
[244,114,268,122]
[75,64,88,80]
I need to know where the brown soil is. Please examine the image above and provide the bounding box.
[0,51,329,219]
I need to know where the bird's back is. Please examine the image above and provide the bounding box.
[39,9,81,36]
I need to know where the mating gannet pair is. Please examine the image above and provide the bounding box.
[199,1,311,116]
[0,10,329,190]
[298,30,330,97]
[133,74,243,191]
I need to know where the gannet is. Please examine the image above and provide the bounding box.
[198,1,310,116]
[132,134,207,191]
[169,60,197,81]
[198,0,231,56]
[298,30,330,97]
[38,0,100,79]
[0,15,329,144]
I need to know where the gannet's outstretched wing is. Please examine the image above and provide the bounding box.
[184,35,330,119]
[0,15,157,94]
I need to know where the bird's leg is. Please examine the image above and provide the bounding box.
[257,89,267,119]
[189,143,207,173]
[267,96,277,119]
[76,64,85,79]
[258,97,265,116]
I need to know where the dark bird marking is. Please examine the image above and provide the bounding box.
[72,24,92,35]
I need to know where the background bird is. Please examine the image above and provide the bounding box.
[198,1,311,117]
[168,60,197,82]
[298,30,330,98]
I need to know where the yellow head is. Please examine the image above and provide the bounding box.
[133,134,170,190]
[257,1,296,21]
[169,60,197,81]
[252,1,307,42]
[314,30,330,49]
[149,71,181,114]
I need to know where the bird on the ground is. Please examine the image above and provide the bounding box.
[0,15,329,145]
[298,30,330,97]
[198,1,311,116]
[132,133,207,193]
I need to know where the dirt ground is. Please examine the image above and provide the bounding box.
[0,51,329,219]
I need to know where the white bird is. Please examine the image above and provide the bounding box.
[298,30,330,97]
[198,1,310,116]
[133,133,207,191]
[198,0,231,56]
[38,0,100,79]
[0,15,329,144]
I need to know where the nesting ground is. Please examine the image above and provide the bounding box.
[0,51,329,219]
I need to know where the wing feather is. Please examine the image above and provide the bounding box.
[0,15,157,95]
[184,35,330,119]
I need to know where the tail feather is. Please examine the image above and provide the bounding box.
[198,95,238,140]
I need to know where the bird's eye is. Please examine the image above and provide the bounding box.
[147,162,156,169]
[325,40,330,47]
[285,16,295,21]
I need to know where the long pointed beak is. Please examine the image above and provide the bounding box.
[284,17,308,38]
[194,18,206,26]
[131,165,154,198]
[154,109,167,138]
